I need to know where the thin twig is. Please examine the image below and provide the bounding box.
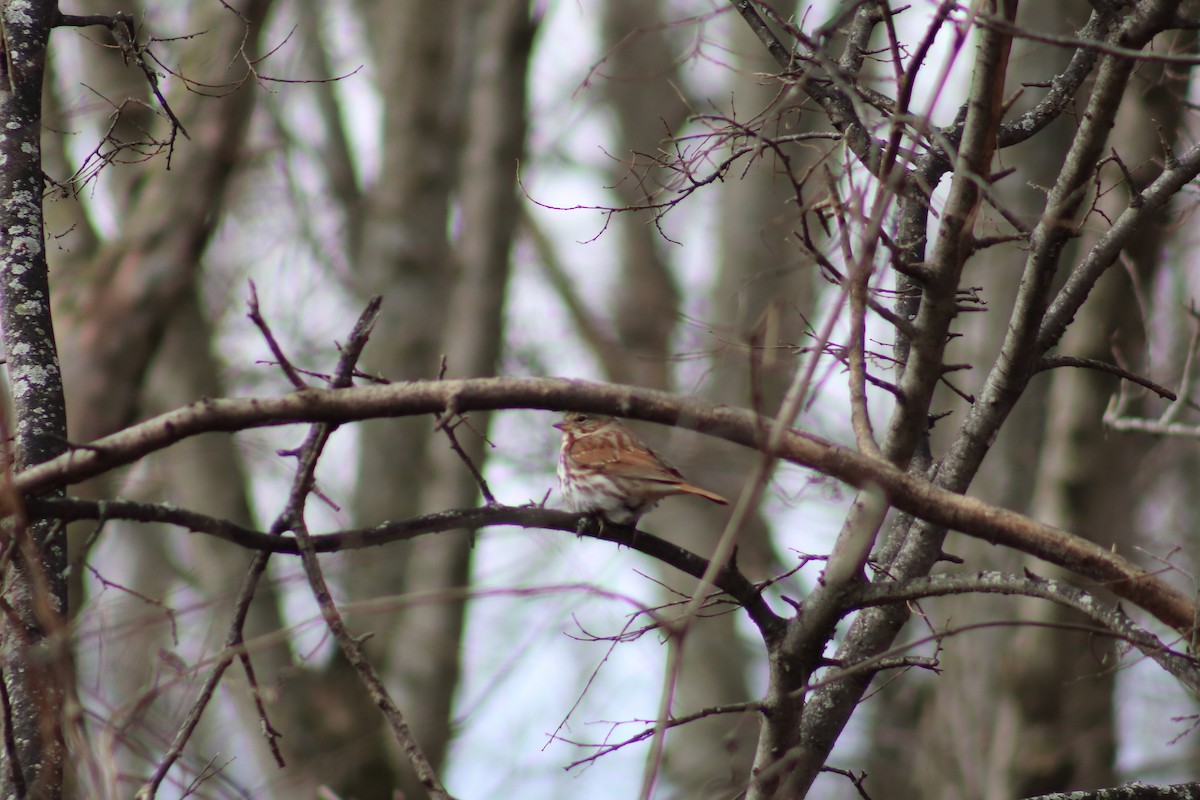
[564,700,760,770]
[435,411,498,506]
[55,12,191,141]
[135,550,282,800]
[269,303,454,798]
[827,167,882,457]
[1161,309,1200,423]
[137,297,383,797]
[246,280,309,391]
[1037,354,1177,400]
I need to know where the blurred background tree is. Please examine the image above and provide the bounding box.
[0,1,1196,798]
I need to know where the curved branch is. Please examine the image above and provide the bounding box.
[984,11,1110,150]
[849,571,1200,691]
[1038,136,1200,354]
[562,700,762,771]
[1036,355,1177,400]
[28,497,785,639]
[9,376,1198,637]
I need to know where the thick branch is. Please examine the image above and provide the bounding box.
[1023,782,1200,800]
[949,1,1179,490]
[10,377,1198,637]
[879,0,1016,466]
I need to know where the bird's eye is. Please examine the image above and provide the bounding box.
[573,414,588,423]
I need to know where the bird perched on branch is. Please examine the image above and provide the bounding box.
[554,412,728,525]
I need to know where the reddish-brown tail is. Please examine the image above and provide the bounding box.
[675,483,728,505]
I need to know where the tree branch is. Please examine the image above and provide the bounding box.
[1036,354,1177,400]
[1038,136,1200,355]
[848,571,1200,692]
[27,498,785,641]
[1023,782,1200,800]
[9,376,1197,637]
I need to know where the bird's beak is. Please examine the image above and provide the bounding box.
[552,422,564,431]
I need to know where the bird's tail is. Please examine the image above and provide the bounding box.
[674,483,728,505]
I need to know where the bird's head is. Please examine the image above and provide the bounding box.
[553,412,610,436]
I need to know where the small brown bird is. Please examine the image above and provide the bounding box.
[554,412,728,524]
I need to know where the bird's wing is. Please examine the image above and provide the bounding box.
[592,441,686,484]
[566,435,623,467]
[572,438,686,483]
[617,446,686,482]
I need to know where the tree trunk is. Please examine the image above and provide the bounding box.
[0,3,69,797]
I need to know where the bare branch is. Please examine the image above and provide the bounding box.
[29,498,784,641]
[849,571,1200,691]
[1022,781,1200,800]
[137,297,383,798]
[1038,137,1200,354]
[10,376,1197,637]
[246,281,309,391]
[1036,354,1177,400]
[55,11,190,141]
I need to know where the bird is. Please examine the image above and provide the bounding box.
[554,411,728,525]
